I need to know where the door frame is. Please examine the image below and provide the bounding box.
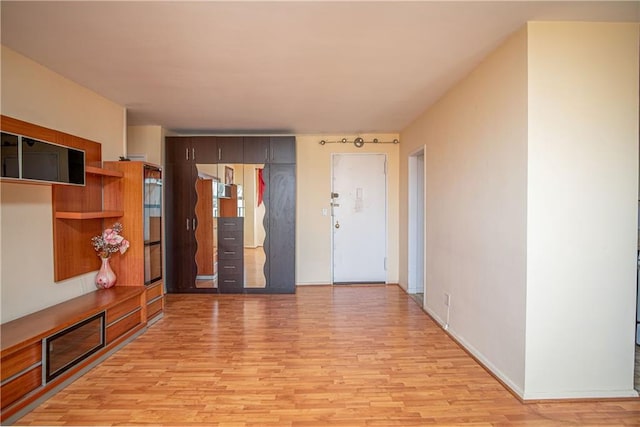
[330,153,388,284]
[408,147,426,299]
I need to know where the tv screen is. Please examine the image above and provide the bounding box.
[0,132,85,185]
[1,132,19,179]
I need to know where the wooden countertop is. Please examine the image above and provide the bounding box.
[1,286,145,355]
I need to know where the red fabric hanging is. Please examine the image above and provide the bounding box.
[257,168,265,206]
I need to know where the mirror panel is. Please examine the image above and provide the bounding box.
[241,164,266,289]
[195,163,267,290]
[194,164,220,289]
[218,163,243,218]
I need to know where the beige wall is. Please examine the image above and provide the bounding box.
[1,46,125,162]
[296,135,400,285]
[400,28,529,395]
[525,22,639,399]
[127,125,164,166]
[399,21,640,399]
[0,46,125,323]
[163,134,400,286]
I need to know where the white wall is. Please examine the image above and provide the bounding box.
[296,135,400,285]
[0,46,125,323]
[525,22,639,399]
[400,28,529,394]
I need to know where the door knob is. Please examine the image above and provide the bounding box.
[335,221,340,229]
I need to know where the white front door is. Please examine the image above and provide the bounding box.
[332,154,387,283]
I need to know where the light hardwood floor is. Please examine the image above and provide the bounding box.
[16,286,640,426]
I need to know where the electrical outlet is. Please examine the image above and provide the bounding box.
[444,293,450,307]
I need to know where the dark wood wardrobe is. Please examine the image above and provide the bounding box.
[164,136,295,294]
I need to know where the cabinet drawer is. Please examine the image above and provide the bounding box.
[106,296,141,325]
[147,298,163,320]
[1,365,41,410]
[146,282,163,302]
[217,217,242,232]
[218,233,242,245]
[1,342,42,382]
[218,243,243,260]
[218,234,241,248]
[106,310,141,344]
[218,259,243,275]
[218,274,243,293]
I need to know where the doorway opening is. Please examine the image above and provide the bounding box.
[331,153,387,284]
[408,148,426,307]
[635,203,640,392]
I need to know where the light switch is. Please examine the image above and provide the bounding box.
[322,208,328,216]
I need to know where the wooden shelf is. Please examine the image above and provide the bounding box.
[55,210,124,220]
[85,166,124,178]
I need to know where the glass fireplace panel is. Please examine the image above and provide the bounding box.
[45,312,105,382]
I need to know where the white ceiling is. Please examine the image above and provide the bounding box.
[1,1,638,134]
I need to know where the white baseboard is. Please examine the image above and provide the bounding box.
[423,305,525,399]
[423,305,640,400]
[522,388,639,400]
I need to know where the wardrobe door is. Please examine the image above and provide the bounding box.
[217,137,244,163]
[165,137,197,292]
[264,163,296,293]
[243,137,270,163]
[269,136,296,164]
[191,137,218,164]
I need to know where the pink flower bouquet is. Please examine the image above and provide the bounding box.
[91,222,130,259]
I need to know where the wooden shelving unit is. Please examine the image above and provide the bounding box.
[0,117,163,423]
[0,115,124,282]
[51,159,124,281]
[54,168,124,220]
[103,161,165,322]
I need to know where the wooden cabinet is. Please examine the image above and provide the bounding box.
[0,342,42,412]
[145,281,164,320]
[243,136,296,164]
[217,217,244,293]
[0,287,145,424]
[191,137,218,164]
[103,161,165,322]
[243,136,271,163]
[165,137,198,292]
[165,135,296,294]
[269,136,296,164]
[263,163,296,292]
[168,136,217,164]
[217,136,244,163]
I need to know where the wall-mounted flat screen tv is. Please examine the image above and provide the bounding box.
[0,132,85,185]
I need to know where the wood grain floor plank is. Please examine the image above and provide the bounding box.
[14,285,640,426]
